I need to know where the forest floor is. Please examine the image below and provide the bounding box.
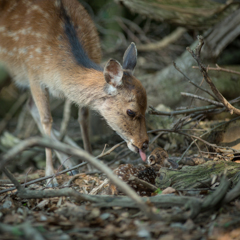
[1,152,240,240]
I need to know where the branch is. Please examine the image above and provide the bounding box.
[223,176,240,204]
[97,141,125,158]
[128,175,158,192]
[181,92,223,107]
[173,62,218,101]
[137,27,186,51]
[0,162,87,194]
[187,35,240,115]
[149,105,219,116]
[193,64,240,76]
[202,176,230,211]
[0,137,158,220]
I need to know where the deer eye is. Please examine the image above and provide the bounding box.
[127,109,136,117]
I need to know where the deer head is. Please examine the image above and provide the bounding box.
[99,43,149,161]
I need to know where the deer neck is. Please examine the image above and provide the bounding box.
[61,65,109,110]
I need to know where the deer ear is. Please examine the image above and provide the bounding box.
[104,59,123,90]
[122,42,137,71]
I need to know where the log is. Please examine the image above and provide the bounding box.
[156,160,240,189]
[116,0,239,30]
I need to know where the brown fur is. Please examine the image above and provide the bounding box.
[0,0,148,179]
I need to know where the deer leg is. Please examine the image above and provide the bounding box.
[78,107,93,171]
[28,98,78,176]
[29,81,58,186]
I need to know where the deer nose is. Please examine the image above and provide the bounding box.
[142,141,148,151]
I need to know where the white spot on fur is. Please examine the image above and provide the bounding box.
[0,26,5,32]
[55,0,61,7]
[35,48,42,53]
[106,84,118,95]
[19,48,28,54]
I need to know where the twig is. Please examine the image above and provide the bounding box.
[89,178,110,195]
[0,137,158,220]
[173,62,218,101]
[180,115,240,161]
[149,104,218,116]
[99,144,108,156]
[24,168,32,187]
[2,167,23,191]
[45,155,73,188]
[187,35,240,115]
[181,92,223,106]
[193,64,240,76]
[115,16,150,43]
[149,96,240,117]
[0,93,28,134]
[147,128,240,153]
[129,175,158,192]
[136,27,186,51]
[97,141,125,158]
[0,162,88,194]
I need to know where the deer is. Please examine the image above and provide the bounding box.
[0,0,149,186]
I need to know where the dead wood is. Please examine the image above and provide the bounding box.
[156,160,240,190]
[0,136,159,221]
[115,0,239,30]
[136,27,186,51]
[223,173,240,203]
[2,140,240,223]
[201,176,230,211]
[128,175,158,192]
[0,162,88,195]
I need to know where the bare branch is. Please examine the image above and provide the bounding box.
[0,137,158,220]
[181,92,223,106]
[187,36,240,115]
[173,62,218,101]
[193,64,240,76]
[137,27,186,51]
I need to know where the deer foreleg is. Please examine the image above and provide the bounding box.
[29,81,57,186]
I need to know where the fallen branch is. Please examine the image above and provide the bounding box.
[129,175,158,192]
[0,136,158,220]
[97,141,125,158]
[0,162,88,195]
[136,27,186,51]
[223,175,240,204]
[202,176,230,211]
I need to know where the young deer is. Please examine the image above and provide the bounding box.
[0,0,149,184]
